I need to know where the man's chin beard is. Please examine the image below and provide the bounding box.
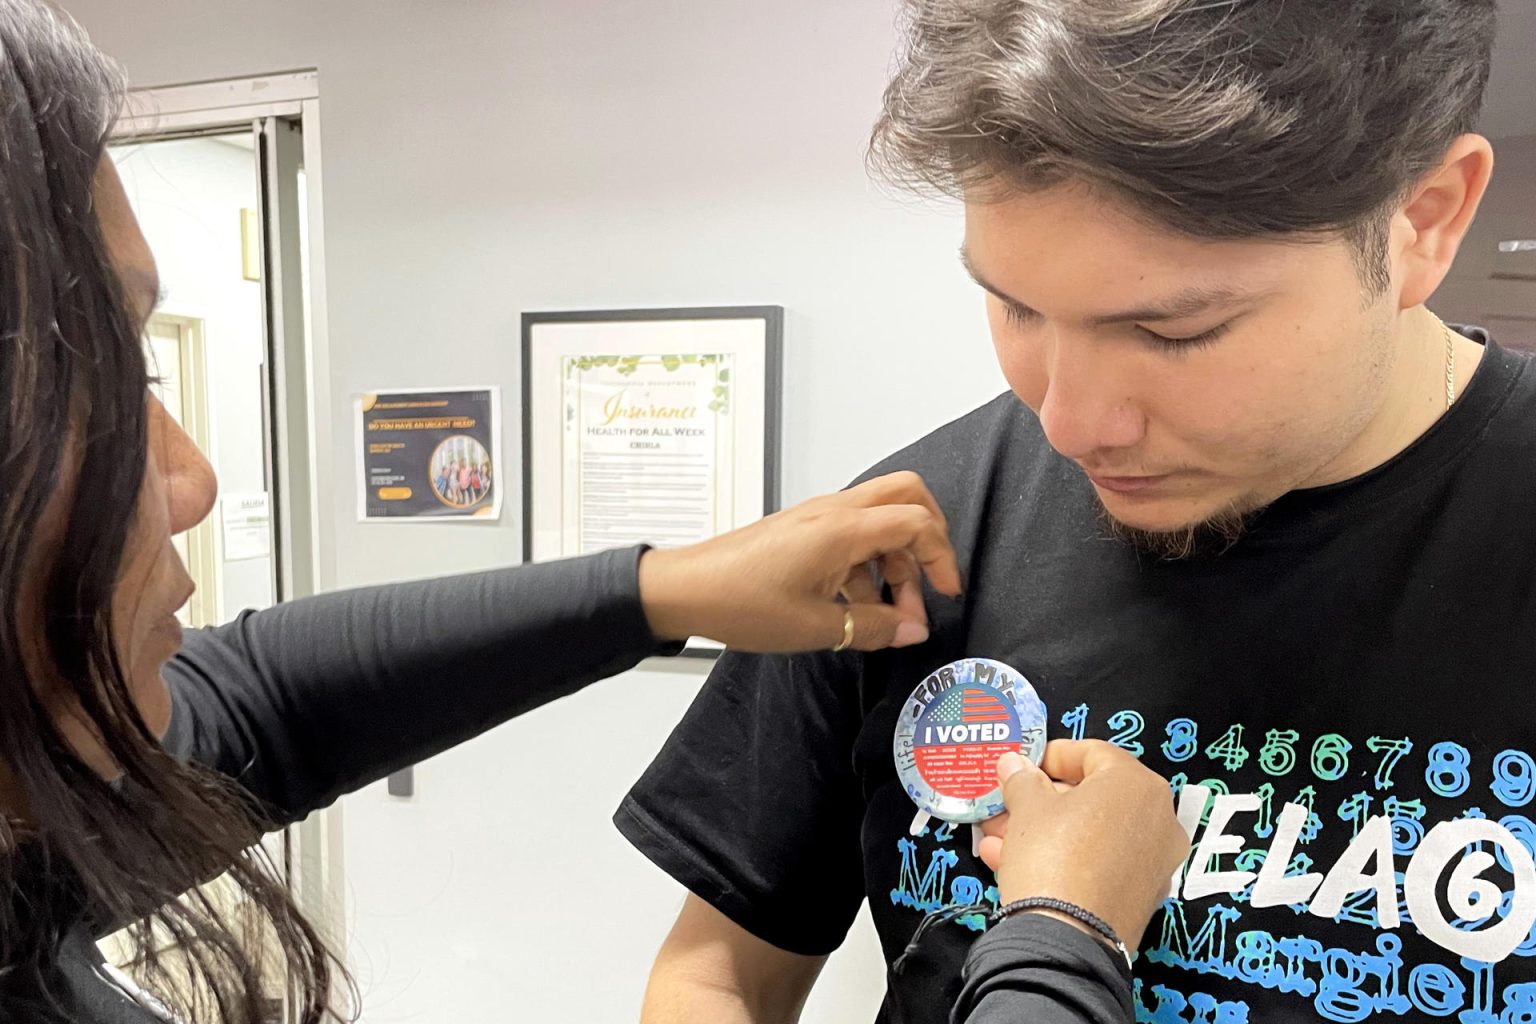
[1098,501,1261,560]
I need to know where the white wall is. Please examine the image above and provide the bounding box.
[67,2,1001,1021]
[111,136,278,620]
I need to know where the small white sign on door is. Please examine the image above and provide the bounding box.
[221,493,272,561]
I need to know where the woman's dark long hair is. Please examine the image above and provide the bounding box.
[0,2,344,1021]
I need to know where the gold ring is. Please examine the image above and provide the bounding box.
[832,607,855,653]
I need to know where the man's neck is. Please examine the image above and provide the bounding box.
[1302,305,1484,489]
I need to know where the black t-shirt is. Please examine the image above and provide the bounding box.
[617,333,1536,1024]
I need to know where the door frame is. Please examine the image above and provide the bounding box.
[112,71,347,986]
[115,71,338,600]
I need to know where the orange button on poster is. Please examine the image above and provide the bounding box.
[377,487,413,500]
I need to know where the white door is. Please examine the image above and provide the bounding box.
[112,133,280,623]
[146,313,220,626]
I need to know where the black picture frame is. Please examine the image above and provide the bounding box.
[520,306,784,658]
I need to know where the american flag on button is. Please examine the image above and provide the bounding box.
[927,686,1012,725]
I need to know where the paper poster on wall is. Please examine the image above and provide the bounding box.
[522,311,780,560]
[522,309,782,655]
[355,387,502,521]
[220,493,272,560]
[561,352,735,552]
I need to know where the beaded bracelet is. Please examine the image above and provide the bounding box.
[990,897,1134,972]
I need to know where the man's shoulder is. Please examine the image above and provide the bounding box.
[1464,342,1536,469]
[852,392,1050,497]
[1492,342,1536,417]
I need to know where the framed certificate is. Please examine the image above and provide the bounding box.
[521,307,783,655]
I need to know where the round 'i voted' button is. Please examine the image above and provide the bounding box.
[892,657,1047,825]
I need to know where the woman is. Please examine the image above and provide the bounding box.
[0,3,1187,1022]
[456,461,473,505]
[0,4,954,1020]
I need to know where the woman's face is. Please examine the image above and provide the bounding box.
[112,398,217,740]
[39,162,219,774]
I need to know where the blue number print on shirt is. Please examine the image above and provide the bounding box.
[1493,750,1536,808]
[1427,741,1473,798]
[1109,710,1146,757]
[1061,703,1089,741]
[1163,718,1198,763]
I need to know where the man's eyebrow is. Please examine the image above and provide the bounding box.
[958,247,1265,324]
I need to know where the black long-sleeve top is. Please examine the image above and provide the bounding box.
[28,548,1130,1024]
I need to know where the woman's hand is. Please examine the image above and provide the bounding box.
[637,471,962,653]
[978,741,1189,950]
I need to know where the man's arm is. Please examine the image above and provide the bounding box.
[642,896,827,1024]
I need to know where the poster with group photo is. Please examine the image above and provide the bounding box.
[356,387,502,521]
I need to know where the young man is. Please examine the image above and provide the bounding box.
[618,1,1532,1021]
